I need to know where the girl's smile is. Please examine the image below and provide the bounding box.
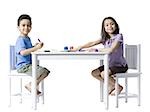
[104,19,116,35]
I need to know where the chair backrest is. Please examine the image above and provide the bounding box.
[10,45,16,70]
[125,44,141,72]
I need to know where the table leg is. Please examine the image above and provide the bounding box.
[32,54,37,110]
[100,60,104,102]
[104,54,109,109]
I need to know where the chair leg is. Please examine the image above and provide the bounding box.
[20,78,22,103]
[125,77,128,103]
[41,81,44,104]
[36,85,40,103]
[9,77,11,107]
[100,81,104,102]
[138,75,141,106]
[115,77,118,108]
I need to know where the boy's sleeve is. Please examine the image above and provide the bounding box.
[16,38,26,54]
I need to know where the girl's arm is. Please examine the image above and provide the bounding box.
[99,40,120,53]
[72,39,102,51]
[20,42,43,56]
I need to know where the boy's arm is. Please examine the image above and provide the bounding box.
[20,42,43,56]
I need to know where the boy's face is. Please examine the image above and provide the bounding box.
[18,19,32,36]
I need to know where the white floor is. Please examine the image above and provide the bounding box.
[1,60,148,112]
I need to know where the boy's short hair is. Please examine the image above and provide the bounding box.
[17,14,32,26]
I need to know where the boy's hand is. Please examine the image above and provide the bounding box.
[35,42,44,49]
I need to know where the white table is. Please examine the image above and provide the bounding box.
[32,51,109,110]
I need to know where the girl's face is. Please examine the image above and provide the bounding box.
[104,19,116,35]
[18,19,32,36]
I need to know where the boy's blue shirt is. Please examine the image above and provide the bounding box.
[15,36,32,69]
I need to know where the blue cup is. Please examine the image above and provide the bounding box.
[64,46,69,51]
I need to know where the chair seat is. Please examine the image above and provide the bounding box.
[115,72,141,78]
[9,70,31,77]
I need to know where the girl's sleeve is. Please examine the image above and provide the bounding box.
[115,34,123,43]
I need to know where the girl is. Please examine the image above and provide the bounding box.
[71,17,128,95]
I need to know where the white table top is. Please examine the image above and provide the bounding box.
[32,50,108,55]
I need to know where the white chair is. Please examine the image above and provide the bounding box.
[115,44,141,107]
[9,45,44,107]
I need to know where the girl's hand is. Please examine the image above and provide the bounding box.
[70,46,81,52]
[87,48,98,52]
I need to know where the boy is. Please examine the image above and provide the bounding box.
[15,14,50,95]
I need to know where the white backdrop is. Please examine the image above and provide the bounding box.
[0,0,149,112]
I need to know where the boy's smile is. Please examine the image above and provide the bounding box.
[18,19,32,36]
